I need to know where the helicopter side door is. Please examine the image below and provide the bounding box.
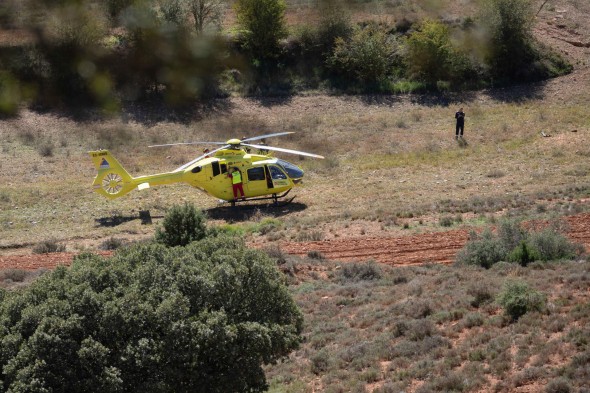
[244,166,268,197]
[267,165,290,189]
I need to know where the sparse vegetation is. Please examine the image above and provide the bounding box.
[263,258,590,392]
[32,239,66,254]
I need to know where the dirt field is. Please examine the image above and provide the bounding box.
[3,212,590,270]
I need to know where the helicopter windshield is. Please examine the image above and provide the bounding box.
[277,159,304,179]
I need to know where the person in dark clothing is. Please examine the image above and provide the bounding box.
[455,108,465,139]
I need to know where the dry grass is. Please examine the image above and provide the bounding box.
[1,89,590,248]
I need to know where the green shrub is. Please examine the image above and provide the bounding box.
[455,229,506,268]
[155,202,207,247]
[404,19,474,87]
[0,237,303,392]
[508,241,541,267]
[316,0,352,57]
[328,23,401,85]
[438,216,454,227]
[0,71,22,115]
[496,280,546,321]
[456,220,581,268]
[528,228,581,261]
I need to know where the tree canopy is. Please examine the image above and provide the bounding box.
[0,235,303,392]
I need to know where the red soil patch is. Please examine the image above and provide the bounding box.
[280,229,470,266]
[1,213,589,271]
[0,251,113,271]
[280,213,590,266]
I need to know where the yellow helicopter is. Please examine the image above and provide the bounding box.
[89,132,324,205]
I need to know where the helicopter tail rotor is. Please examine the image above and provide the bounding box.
[89,150,137,199]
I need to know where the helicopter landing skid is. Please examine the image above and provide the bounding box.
[229,190,293,207]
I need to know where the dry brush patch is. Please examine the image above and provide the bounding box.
[265,258,590,393]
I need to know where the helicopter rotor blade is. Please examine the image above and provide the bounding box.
[241,132,295,143]
[243,143,324,159]
[174,145,230,172]
[148,142,227,148]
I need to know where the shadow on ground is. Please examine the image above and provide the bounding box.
[205,201,307,223]
[95,211,162,227]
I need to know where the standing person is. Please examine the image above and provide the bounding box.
[455,107,465,139]
[228,167,245,200]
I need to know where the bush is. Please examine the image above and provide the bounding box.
[468,283,495,307]
[336,262,382,283]
[99,237,126,251]
[32,239,66,254]
[155,202,208,247]
[528,228,581,261]
[0,237,303,392]
[310,350,330,374]
[497,280,546,321]
[497,219,526,251]
[0,269,27,283]
[455,229,506,268]
[328,23,401,85]
[404,19,475,87]
[456,220,581,268]
[508,241,541,267]
[439,216,454,227]
[545,378,572,393]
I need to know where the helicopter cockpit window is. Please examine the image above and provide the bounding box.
[191,166,202,174]
[269,165,287,180]
[212,161,220,177]
[247,167,265,181]
[276,159,304,179]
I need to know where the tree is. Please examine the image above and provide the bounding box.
[0,236,303,392]
[481,0,536,80]
[188,0,224,34]
[234,0,287,64]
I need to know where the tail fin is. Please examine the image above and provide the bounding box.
[89,150,137,200]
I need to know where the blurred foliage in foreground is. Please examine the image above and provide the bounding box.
[0,0,573,115]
